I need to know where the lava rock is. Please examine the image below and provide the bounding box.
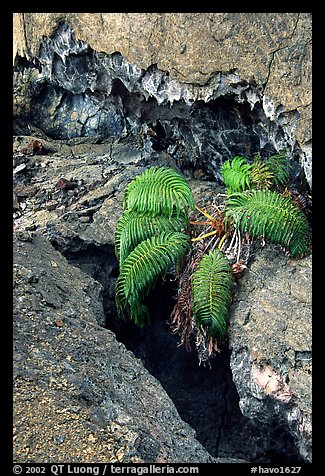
[31,84,126,139]
[13,234,219,463]
[13,13,312,187]
[12,129,312,463]
[228,246,312,462]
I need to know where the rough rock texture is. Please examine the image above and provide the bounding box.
[13,131,311,463]
[13,233,220,463]
[13,13,312,187]
[13,13,311,105]
[13,133,149,249]
[13,134,250,463]
[228,247,312,462]
[13,14,312,460]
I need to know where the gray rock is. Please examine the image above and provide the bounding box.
[228,246,312,462]
[31,84,126,139]
[13,234,218,463]
[13,13,312,188]
[13,125,313,462]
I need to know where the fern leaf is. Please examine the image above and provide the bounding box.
[250,153,290,190]
[123,166,194,218]
[192,249,233,339]
[221,156,252,194]
[250,155,274,190]
[265,153,290,188]
[115,210,189,265]
[116,231,191,326]
[225,190,311,257]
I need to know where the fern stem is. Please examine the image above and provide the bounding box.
[194,204,215,221]
[191,230,217,242]
[236,229,241,262]
[218,233,228,250]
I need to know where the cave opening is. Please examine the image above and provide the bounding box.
[57,240,304,465]
[28,71,307,194]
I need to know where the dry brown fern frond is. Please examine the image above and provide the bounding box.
[168,244,205,349]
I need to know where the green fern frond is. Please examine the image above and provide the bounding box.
[116,231,191,326]
[123,166,194,218]
[115,210,189,265]
[221,156,252,194]
[265,153,290,188]
[225,190,311,257]
[250,155,274,190]
[192,249,233,339]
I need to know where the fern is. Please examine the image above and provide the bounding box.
[114,162,310,362]
[221,156,252,194]
[115,210,189,265]
[123,166,194,218]
[116,231,191,326]
[225,190,311,257]
[192,249,233,339]
[222,153,290,194]
[250,155,274,190]
[250,153,290,190]
[265,153,290,188]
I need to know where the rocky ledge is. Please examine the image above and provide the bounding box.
[13,233,223,463]
[13,132,311,463]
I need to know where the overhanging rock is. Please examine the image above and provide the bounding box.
[13,14,312,188]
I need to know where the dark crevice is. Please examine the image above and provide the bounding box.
[52,240,304,464]
[14,54,42,73]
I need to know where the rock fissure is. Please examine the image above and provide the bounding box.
[263,46,289,92]
[12,127,311,462]
[46,236,304,464]
[13,13,311,464]
[292,14,301,37]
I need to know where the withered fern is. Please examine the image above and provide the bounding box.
[169,245,206,349]
[251,153,290,190]
[225,190,311,257]
[192,249,233,339]
[250,155,274,190]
